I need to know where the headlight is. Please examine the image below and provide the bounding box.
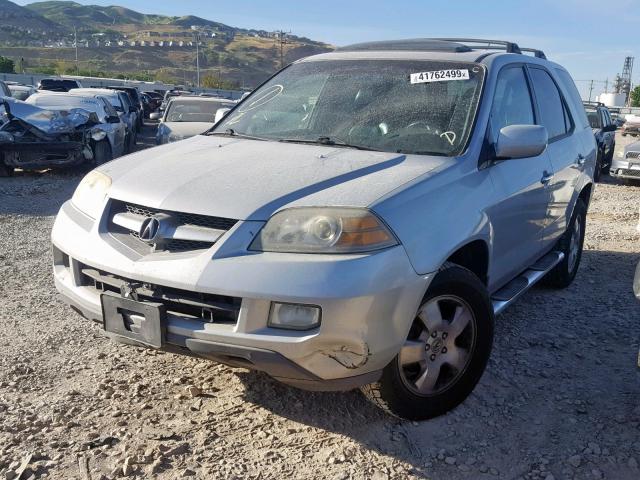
[71,170,111,219]
[617,151,624,158]
[250,207,398,253]
[91,129,107,142]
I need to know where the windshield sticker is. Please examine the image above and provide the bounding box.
[410,69,470,84]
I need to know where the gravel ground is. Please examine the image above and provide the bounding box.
[0,130,639,480]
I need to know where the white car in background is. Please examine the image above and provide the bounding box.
[153,96,235,144]
[27,91,127,160]
[8,84,37,101]
[70,88,139,152]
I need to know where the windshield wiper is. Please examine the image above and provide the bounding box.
[207,128,267,141]
[278,136,380,151]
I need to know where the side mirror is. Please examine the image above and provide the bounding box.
[495,125,548,159]
[107,115,120,124]
[129,106,137,113]
[603,124,617,132]
[149,112,162,121]
[214,107,231,124]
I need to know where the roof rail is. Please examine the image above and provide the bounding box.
[520,47,547,59]
[433,38,522,54]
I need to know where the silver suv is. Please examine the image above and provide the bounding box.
[51,38,595,420]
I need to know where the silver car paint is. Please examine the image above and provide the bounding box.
[101,136,447,221]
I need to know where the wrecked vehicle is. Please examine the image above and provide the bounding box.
[0,97,111,176]
[51,38,595,420]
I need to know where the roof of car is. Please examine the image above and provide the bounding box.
[305,38,549,64]
[69,88,120,97]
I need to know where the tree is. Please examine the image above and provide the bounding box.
[0,56,15,74]
[201,73,238,90]
[631,85,640,108]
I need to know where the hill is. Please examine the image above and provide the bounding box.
[0,0,61,39]
[0,0,333,88]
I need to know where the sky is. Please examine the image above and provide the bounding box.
[13,0,640,99]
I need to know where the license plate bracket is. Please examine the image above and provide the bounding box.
[101,292,165,348]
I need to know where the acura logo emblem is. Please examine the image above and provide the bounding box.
[139,216,161,242]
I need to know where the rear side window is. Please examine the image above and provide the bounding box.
[489,66,535,140]
[529,68,571,140]
[555,69,589,130]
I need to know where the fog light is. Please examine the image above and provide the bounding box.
[268,302,321,330]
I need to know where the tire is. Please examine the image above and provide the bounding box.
[593,150,602,182]
[361,263,494,421]
[92,140,112,166]
[542,198,586,288]
[126,132,136,153]
[0,156,14,177]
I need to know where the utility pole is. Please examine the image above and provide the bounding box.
[74,26,79,75]
[275,30,290,70]
[588,79,594,102]
[194,31,200,88]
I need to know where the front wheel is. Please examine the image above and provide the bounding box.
[543,198,586,288]
[92,140,112,166]
[361,264,494,420]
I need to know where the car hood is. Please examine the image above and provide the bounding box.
[101,135,449,221]
[164,121,213,138]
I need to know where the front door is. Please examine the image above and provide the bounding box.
[485,65,554,291]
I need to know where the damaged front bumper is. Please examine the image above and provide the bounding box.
[51,201,433,391]
[1,139,93,169]
[0,97,95,169]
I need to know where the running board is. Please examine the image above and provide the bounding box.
[491,251,564,316]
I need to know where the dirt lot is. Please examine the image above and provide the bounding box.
[0,130,639,480]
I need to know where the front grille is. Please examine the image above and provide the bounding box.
[122,202,237,231]
[626,151,640,159]
[109,200,238,253]
[79,264,241,324]
[618,169,640,177]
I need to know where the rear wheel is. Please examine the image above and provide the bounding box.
[0,155,14,177]
[594,150,603,182]
[361,264,494,420]
[543,198,586,288]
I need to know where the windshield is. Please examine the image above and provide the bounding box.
[214,59,485,156]
[165,99,230,123]
[10,89,31,101]
[28,95,101,113]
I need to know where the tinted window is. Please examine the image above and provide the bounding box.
[490,66,534,140]
[529,68,570,139]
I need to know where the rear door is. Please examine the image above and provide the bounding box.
[527,66,582,248]
[486,64,555,290]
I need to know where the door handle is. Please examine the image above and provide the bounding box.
[575,154,586,166]
[540,171,554,185]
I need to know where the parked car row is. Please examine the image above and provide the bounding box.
[0,80,159,176]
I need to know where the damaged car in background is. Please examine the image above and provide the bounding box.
[0,97,113,177]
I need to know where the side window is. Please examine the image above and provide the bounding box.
[555,69,589,130]
[490,66,535,141]
[101,98,118,118]
[529,68,571,140]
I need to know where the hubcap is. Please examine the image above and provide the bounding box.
[399,295,476,396]
[568,213,582,272]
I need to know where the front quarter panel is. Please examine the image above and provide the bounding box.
[372,160,493,276]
